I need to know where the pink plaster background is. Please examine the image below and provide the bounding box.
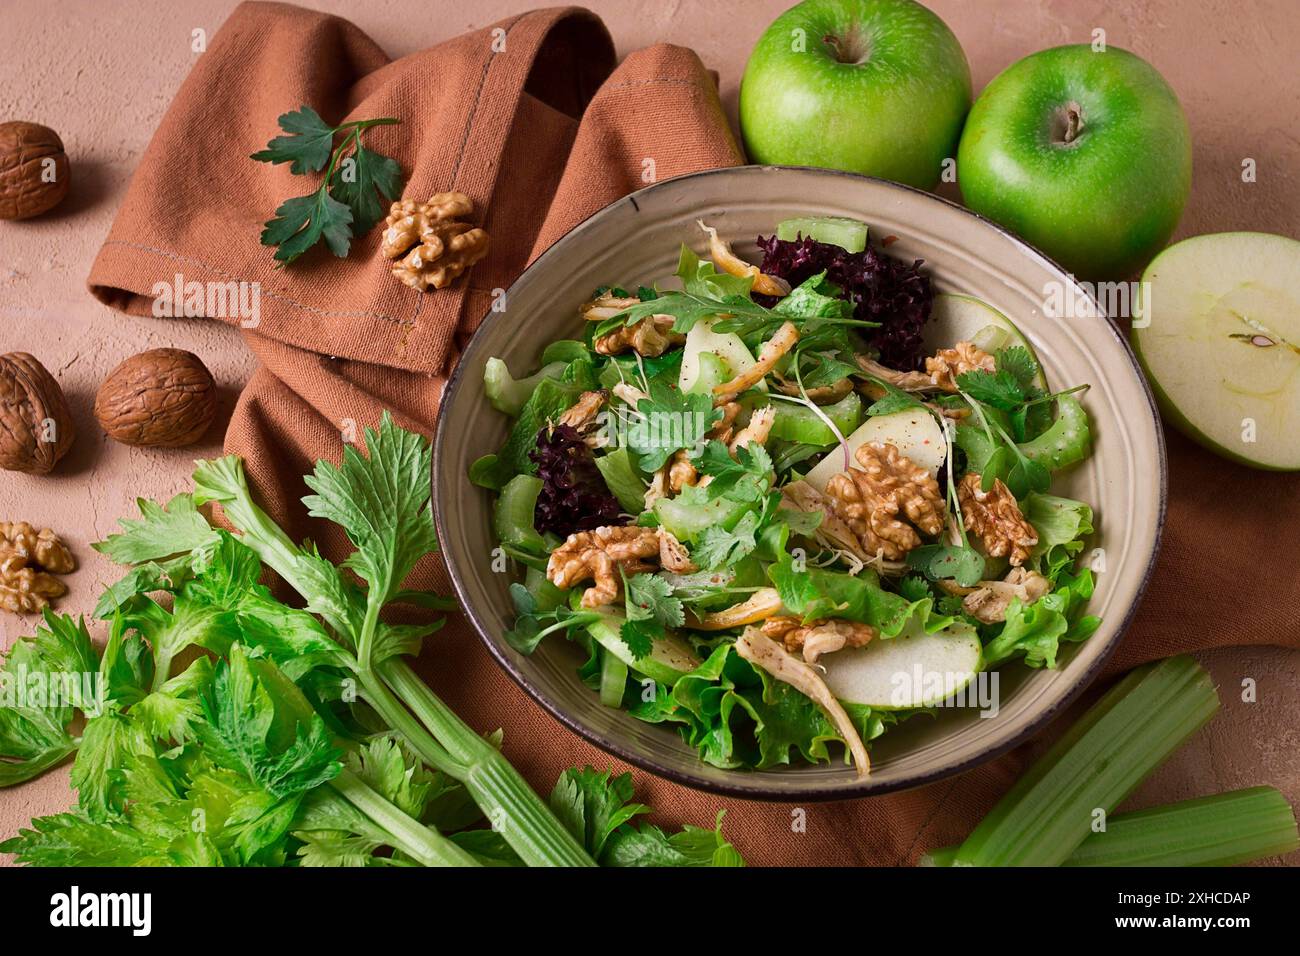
[1,0,1297,864]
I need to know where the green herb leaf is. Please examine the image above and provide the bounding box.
[906,544,987,588]
[250,105,338,174]
[329,144,403,234]
[260,189,355,264]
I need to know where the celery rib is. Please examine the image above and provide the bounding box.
[953,655,1220,866]
[331,769,480,867]
[924,786,1298,867]
[381,659,596,867]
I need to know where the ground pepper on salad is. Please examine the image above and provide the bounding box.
[471,217,1098,777]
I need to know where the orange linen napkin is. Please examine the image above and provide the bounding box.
[88,1,1299,866]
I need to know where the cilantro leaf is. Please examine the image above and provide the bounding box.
[628,382,719,472]
[955,367,1026,410]
[998,346,1041,391]
[624,573,684,629]
[864,377,924,416]
[692,510,760,571]
[250,105,338,174]
[691,439,772,502]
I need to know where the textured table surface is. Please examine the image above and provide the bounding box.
[2,0,1297,864]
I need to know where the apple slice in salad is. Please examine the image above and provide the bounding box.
[471,216,1100,777]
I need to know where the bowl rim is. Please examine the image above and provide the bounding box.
[434,164,1168,802]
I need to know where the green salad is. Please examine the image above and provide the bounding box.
[471,217,1099,776]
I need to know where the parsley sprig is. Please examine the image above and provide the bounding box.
[252,106,404,264]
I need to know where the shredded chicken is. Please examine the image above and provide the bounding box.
[697,220,790,298]
[714,321,799,402]
[727,406,776,454]
[961,567,1051,624]
[735,627,870,777]
[773,375,854,404]
[761,615,877,663]
[657,527,697,574]
[686,588,784,630]
[611,382,648,407]
[855,355,938,392]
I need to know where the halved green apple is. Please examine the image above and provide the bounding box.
[923,293,1047,389]
[1132,232,1300,471]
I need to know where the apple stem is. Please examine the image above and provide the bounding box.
[1064,107,1083,143]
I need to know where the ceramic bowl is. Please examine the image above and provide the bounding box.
[434,165,1165,800]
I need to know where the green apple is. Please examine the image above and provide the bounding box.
[957,44,1191,280]
[739,0,971,189]
[1131,232,1300,471]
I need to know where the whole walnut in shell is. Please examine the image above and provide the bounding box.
[0,121,71,220]
[94,348,217,447]
[0,352,76,474]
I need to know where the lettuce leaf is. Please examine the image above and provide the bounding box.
[982,568,1100,669]
[768,553,954,637]
[1023,492,1094,581]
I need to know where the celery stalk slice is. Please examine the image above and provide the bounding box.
[923,786,1298,867]
[1064,786,1299,867]
[953,655,1220,866]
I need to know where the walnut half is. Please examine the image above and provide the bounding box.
[382,193,489,292]
[825,442,944,560]
[546,525,660,608]
[761,615,877,663]
[957,473,1038,566]
[0,522,74,614]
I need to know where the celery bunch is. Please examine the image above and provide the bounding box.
[0,415,742,868]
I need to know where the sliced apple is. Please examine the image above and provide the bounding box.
[803,408,946,491]
[923,293,1046,389]
[678,317,764,394]
[1132,232,1300,471]
[821,622,983,710]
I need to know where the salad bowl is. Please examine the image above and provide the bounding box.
[434,165,1165,800]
